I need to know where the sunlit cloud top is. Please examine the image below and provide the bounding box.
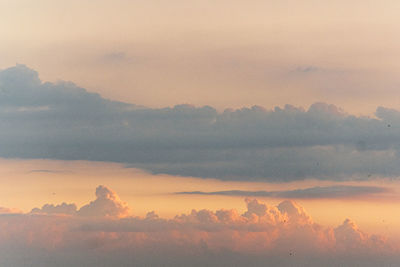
[0,184,398,266]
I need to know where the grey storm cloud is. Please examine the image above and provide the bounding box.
[2,64,400,181]
[176,185,389,199]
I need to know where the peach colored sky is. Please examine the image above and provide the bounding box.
[1,0,400,114]
[1,158,399,239]
[0,158,399,266]
[1,2,400,265]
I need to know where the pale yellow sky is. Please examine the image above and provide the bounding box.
[1,0,400,114]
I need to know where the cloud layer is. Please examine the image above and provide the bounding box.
[177,185,390,199]
[0,185,398,267]
[2,65,400,181]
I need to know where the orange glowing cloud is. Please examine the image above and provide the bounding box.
[0,185,398,266]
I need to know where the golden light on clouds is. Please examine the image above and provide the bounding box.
[1,1,400,265]
[1,158,399,240]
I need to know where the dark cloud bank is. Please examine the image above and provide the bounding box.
[2,64,400,182]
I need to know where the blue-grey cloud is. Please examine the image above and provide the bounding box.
[100,51,139,65]
[103,52,128,61]
[176,185,389,199]
[2,65,400,181]
[294,66,321,73]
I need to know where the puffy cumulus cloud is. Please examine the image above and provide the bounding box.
[29,186,130,218]
[242,198,284,225]
[277,200,313,225]
[77,185,131,218]
[2,185,398,266]
[4,65,400,182]
[31,203,77,215]
[334,218,388,252]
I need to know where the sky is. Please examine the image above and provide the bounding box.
[1,0,400,266]
[1,0,400,113]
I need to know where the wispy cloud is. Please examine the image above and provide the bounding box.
[294,66,321,73]
[176,185,389,199]
[28,169,71,174]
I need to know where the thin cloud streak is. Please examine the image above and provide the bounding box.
[28,169,71,174]
[176,185,389,199]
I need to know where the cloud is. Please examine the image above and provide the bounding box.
[294,66,321,73]
[0,207,22,214]
[277,200,313,225]
[77,185,131,218]
[28,169,69,174]
[100,52,138,66]
[103,52,128,62]
[3,65,400,182]
[1,185,398,266]
[177,185,389,199]
[334,218,388,251]
[30,186,131,218]
[31,203,77,215]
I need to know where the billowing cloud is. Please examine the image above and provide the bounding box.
[30,186,130,218]
[3,65,400,182]
[177,185,389,199]
[77,185,131,218]
[31,203,77,215]
[333,218,390,255]
[0,185,398,267]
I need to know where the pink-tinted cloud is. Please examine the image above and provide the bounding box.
[0,185,398,266]
[30,185,130,218]
[0,206,22,214]
[31,202,77,215]
[77,185,131,218]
